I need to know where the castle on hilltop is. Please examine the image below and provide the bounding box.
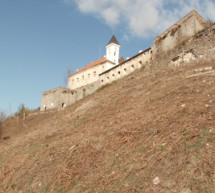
[40,10,207,111]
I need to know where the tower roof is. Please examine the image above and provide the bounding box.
[107,35,120,46]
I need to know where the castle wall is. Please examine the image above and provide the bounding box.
[99,48,152,86]
[73,80,100,101]
[40,10,209,112]
[40,87,76,111]
[152,10,206,56]
[40,81,101,111]
[68,61,114,90]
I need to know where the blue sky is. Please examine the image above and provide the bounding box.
[0,0,215,114]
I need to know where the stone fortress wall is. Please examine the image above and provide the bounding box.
[40,10,212,111]
[99,48,152,86]
[152,10,206,56]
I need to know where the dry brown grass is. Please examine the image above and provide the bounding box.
[1,60,215,193]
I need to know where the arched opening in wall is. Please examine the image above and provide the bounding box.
[131,65,135,70]
[118,71,121,76]
[62,103,66,108]
[112,74,115,78]
[83,88,86,98]
[139,61,142,66]
[101,79,104,83]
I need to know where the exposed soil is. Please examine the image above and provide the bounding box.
[1,59,215,193]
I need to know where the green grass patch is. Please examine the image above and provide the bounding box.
[72,118,86,128]
[23,142,50,154]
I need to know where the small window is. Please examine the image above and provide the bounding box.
[124,68,127,71]
[82,75,84,80]
[131,65,134,69]
[94,71,96,76]
[118,71,121,75]
[112,74,115,77]
[101,79,104,82]
[88,74,90,78]
[77,78,79,82]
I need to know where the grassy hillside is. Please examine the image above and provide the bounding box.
[1,60,215,193]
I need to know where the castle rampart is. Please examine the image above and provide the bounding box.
[40,10,209,111]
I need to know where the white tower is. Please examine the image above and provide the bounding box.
[106,35,120,65]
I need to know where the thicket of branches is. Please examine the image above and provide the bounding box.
[0,111,6,139]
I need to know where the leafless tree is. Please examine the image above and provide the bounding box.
[64,66,73,87]
[0,111,6,139]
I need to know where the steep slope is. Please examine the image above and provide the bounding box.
[1,59,215,193]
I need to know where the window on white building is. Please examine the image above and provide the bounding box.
[94,71,96,76]
[88,74,90,78]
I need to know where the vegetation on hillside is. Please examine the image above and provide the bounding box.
[1,59,215,192]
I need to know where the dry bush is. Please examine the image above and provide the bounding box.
[206,19,215,28]
[0,111,6,139]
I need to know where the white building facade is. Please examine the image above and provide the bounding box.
[68,35,120,90]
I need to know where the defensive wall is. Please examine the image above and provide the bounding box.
[40,82,100,111]
[99,48,152,86]
[41,87,76,111]
[40,10,210,111]
[152,10,206,57]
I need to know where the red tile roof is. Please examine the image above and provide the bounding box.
[70,57,113,76]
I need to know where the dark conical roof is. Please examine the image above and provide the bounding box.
[107,35,120,46]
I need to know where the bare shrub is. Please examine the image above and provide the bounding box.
[16,104,30,120]
[0,111,6,139]
[206,19,215,28]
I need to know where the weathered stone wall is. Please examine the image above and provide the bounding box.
[153,24,215,68]
[40,81,101,111]
[73,80,100,101]
[99,48,152,86]
[152,10,206,57]
[40,87,76,111]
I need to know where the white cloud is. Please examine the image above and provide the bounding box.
[64,0,215,38]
